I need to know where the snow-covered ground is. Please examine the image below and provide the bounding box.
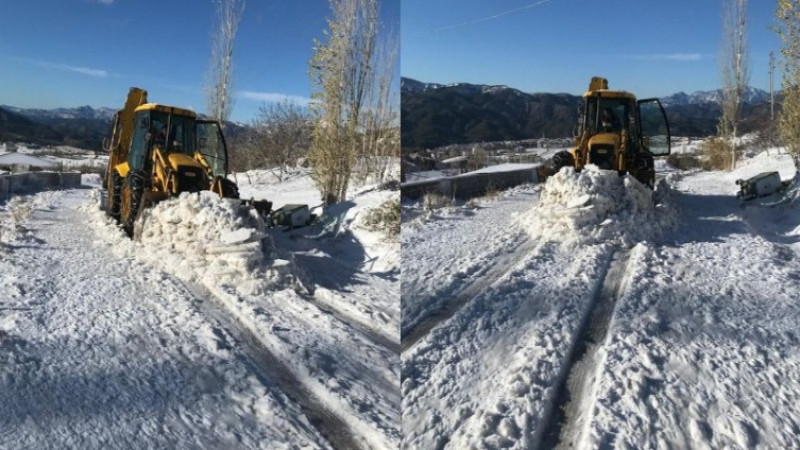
[401,185,539,336]
[1,168,400,448]
[0,190,328,448]
[0,144,107,171]
[402,147,800,448]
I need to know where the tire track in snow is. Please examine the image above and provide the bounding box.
[299,292,399,354]
[181,282,363,450]
[536,248,632,450]
[400,237,538,353]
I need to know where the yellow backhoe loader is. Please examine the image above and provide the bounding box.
[547,77,671,187]
[104,87,270,236]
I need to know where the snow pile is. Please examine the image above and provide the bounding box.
[83,190,296,294]
[519,165,677,247]
[1,193,56,244]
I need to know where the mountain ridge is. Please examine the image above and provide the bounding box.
[401,77,776,150]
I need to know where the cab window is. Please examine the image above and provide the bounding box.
[150,112,195,155]
[586,97,630,133]
[197,121,228,177]
[128,112,149,171]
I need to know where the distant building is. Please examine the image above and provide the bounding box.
[0,152,58,172]
[440,155,469,174]
[1,142,18,153]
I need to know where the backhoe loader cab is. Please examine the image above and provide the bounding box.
[552,77,671,188]
[105,87,246,237]
[125,105,231,194]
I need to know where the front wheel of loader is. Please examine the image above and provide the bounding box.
[631,154,655,189]
[120,171,146,238]
[219,177,240,199]
[107,171,123,222]
[552,151,574,170]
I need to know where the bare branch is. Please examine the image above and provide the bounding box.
[205,0,246,123]
[719,0,749,170]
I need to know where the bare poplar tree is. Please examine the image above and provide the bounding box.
[308,0,381,205]
[776,1,800,176]
[205,0,246,123]
[354,26,400,185]
[719,0,750,170]
[249,101,312,181]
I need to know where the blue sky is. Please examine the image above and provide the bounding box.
[0,0,399,122]
[402,0,782,97]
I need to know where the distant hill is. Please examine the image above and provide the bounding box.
[401,77,777,150]
[0,105,110,151]
[660,87,770,107]
[0,104,249,152]
[0,106,69,147]
[401,79,578,150]
[2,105,116,121]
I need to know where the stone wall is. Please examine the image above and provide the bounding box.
[0,172,82,201]
[401,166,540,200]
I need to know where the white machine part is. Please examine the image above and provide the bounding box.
[736,171,783,200]
[272,204,311,228]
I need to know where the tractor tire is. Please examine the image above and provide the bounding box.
[120,170,147,238]
[107,171,123,222]
[552,151,574,170]
[220,177,240,199]
[632,154,655,189]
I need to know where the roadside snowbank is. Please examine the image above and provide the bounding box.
[519,165,677,247]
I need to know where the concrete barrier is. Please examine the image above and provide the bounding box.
[0,171,83,202]
[402,164,541,200]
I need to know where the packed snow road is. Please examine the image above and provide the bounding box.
[402,151,800,449]
[583,157,800,448]
[0,184,400,449]
[0,189,328,448]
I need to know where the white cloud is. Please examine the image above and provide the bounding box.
[96,0,114,4]
[37,61,109,77]
[240,91,312,105]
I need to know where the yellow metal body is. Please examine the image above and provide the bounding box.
[134,103,197,118]
[104,87,268,236]
[105,88,147,180]
[543,77,669,188]
[105,87,235,209]
[569,77,638,176]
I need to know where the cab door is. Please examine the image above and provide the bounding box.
[196,120,229,178]
[128,112,150,172]
[637,98,671,156]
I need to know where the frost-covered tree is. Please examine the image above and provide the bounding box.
[353,26,400,186]
[308,0,398,205]
[776,0,800,182]
[719,0,749,170]
[205,0,246,123]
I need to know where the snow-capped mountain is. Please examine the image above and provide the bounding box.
[401,77,777,148]
[660,86,771,107]
[401,78,445,93]
[1,105,116,121]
